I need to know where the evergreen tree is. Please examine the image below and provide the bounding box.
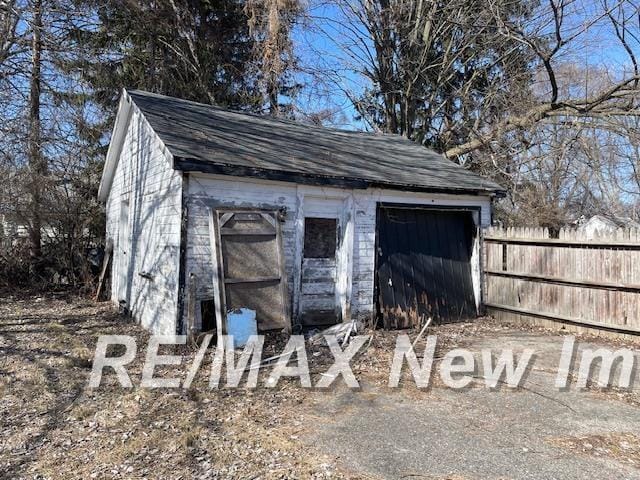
[66,0,267,112]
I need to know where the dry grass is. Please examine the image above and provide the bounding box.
[0,292,512,480]
[0,292,370,480]
[6,292,626,479]
[551,432,640,468]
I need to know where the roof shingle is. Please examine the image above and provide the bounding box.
[128,90,503,195]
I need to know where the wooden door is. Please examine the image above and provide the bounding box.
[300,217,339,326]
[117,197,130,303]
[376,206,478,329]
[209,210,290,332]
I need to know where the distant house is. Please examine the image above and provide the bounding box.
[0,213,29,243]
[98,89,504,336]
[576,214,640,239]
[0,212,57,248]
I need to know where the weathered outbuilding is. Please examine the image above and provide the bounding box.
[98,89,504,335]
[576,214,640,239]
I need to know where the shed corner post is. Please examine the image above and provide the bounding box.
[472,209,485,316]
[274,210,292,333]
[208,208,225,346]
[338,195,356,323]
[292,190,305,326]
[176,172,190,335]
[186,272,197,344]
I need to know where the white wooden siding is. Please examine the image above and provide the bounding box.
[185,175,298,332]
[105,107,183,335]
[185,173,492,326]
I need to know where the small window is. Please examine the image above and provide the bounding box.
[304,218,337,259]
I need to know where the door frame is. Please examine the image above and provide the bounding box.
[293,193,355,325]
[373,203,482,326]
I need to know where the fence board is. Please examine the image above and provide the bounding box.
[484,226,640,334]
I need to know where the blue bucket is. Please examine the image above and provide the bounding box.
[226,308,257,348]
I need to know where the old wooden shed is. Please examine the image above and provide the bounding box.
[98,89,504,335]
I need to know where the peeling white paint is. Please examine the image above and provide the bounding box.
[105,108,183,335]
[185,173,492,327]
[105,111,492,333]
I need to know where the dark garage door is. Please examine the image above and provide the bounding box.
[376,206,478,329]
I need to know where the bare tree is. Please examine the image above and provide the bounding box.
[488,64,640,227]
[495,121,604,229]
[298,0,640,225]
[27,0,44,263]
[0,0,105,283]
[302,0,640,156]
[0,0,47,264]
[446,0,640,159]
[302,0,535,147]
[0,0,22,70]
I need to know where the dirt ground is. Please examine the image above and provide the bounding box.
[2,292,640,479]
[0,292,355,480]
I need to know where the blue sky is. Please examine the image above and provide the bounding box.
[292,1,370,129]
[290,0,640,131]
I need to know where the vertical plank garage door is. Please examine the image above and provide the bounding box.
[376,206,478,329]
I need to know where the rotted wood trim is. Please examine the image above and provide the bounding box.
[174,157,368,190]
[275,212,292,333]
[208,209,225,341]
[174,157,503,196]
[219,228,276,236]
[376,203,483,213]
[337,195,355,322]
[470,212,482,315]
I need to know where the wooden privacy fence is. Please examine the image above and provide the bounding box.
[483,226,640,334]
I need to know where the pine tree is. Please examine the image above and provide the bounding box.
[66,0,267,112]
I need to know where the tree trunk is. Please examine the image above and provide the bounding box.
[268,72,279,116]
[28,0,44,265]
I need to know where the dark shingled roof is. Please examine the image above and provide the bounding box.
[128,90,503,195]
